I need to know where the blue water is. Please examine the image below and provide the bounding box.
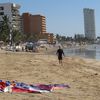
[64,44,100,60]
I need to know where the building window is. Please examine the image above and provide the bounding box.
[0,7,4,10]
[0,12,4,15]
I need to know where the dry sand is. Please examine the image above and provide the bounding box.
[0,48,100,100]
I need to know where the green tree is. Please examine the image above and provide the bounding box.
[27,33,39,42]
[56,34,61,42]
[12,30,24,43]
[0,15,10,43]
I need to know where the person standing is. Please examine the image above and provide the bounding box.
[56,46,65,65]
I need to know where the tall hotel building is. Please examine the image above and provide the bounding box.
[0,3,21,31]
[22,13,46,36]
[83,8,96,40]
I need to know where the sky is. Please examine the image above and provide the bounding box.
[0,0,100,37]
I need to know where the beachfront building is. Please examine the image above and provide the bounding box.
[0,3,21,31]
[22,13,46,37]
[47,33,54,44]
[22,12,55,43]
[83,8,96,40]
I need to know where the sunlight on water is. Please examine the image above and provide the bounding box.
[64,44,100,60]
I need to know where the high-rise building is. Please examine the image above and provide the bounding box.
[22,13,31,35]
[30,15,46,34]
[22,13,46,35]
[0,3,21,31]
[83,8,96,40]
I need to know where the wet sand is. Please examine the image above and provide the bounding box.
[0,49,100,100]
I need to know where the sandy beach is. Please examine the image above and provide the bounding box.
[0,48,100,100]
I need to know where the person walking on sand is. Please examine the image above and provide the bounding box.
[56,46,65,65]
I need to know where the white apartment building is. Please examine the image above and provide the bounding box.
[83,8,96,40]
[0,3,21,31]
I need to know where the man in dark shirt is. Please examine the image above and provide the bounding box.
[56,46,65,65]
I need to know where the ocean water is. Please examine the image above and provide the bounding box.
[64,44,100,60]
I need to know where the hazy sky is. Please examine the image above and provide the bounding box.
[0,0,100,37]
